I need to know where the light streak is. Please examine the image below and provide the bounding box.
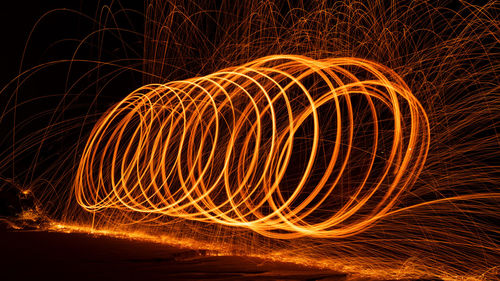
[1,1,498,280]
[74,55,430,239]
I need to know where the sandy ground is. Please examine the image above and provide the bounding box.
[0,228,350,281]
[0,223,446,281]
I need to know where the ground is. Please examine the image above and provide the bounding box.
[0,227,349,281]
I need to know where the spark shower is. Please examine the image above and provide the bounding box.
[1,1,498,280]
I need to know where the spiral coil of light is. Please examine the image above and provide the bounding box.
[74,55,430,239]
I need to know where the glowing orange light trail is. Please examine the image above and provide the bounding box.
[74,54,430,239]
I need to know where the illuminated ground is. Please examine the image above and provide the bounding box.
[0,188,445,281]
[0,225,447,281]
[1,227,347,281]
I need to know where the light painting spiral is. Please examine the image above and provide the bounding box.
[74,55,430,239]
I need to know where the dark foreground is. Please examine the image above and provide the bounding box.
[1,226,446,281]
[0,228,348,281]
